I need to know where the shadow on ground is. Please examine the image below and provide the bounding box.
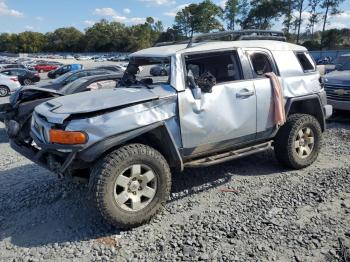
[0,128,9,143]
[0,150,288,248]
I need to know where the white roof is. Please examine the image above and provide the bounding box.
[130,40,307,58]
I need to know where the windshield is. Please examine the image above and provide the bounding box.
[120,56,171,88]
[52,71,74,84]
[333,56,350,66]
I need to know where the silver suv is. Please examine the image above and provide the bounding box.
[9,31,332,228]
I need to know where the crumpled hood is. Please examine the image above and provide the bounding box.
[50,88,160,114]
[35,85,177,124]
[325,70,350,86]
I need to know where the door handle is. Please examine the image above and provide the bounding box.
[236,89,255,98]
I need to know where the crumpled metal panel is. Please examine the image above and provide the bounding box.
[272,50,321,97]
[178,82,256,149]
[281,74,321,97]
[65,95,178,147]
[34,85,176,124]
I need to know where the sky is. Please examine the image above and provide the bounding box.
[0,0,350,34]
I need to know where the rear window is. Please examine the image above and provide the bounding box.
[296,52,315,72]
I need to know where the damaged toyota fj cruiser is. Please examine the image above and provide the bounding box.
[8,31,332,228]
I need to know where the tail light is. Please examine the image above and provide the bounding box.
[10,77,18,82]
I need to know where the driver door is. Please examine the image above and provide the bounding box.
[178,50,257,156]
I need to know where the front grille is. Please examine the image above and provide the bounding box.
[325,84,350,102]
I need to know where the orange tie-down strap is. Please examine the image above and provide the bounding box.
[265,72,286,127]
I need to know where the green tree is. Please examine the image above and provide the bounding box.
[17,31,47,53]
[320,0,345,46]
[295,0,307,43]
[242,0,284,29]
[84,20,126,51]
[47,27,84,52]
[307,0,322,40]
[0,33,18,53]
[175,1,223,37]
[322,28,343,49]
[282,0,297,35]
[224,0,239,30]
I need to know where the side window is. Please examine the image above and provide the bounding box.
[296,52,315,72]
[250,52,274,77]
[185,51,242,84]
[1,70,11,75]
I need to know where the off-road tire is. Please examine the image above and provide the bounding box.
[91,143,171,229]
[0,85,9,97]
[274,114,322,169]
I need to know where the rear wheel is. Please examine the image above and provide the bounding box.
[274,114,322,169]
[91,143,171,228]
[0,86,9,97]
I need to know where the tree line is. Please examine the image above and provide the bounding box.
[0,0,348,54]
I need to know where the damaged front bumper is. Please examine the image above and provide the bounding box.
[9,134,84,178]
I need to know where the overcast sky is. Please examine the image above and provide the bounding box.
[0,0,349,33]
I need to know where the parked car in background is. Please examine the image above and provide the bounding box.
[150,64,170,76]
[34,69,115,90]
[0,73,21,97]
[0,74,122,144]
[35,64,59,73]
[47,64,83,79]
[322,54,350,74]
[324,60,350,111]
[96,65,126,72]
[76,56,91,61]
[0,68,40,85]
[0,64,26,70]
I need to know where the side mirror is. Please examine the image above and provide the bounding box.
[187,74,201,100]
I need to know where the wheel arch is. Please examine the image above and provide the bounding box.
[79,121,184,171]
[285,95,325,132]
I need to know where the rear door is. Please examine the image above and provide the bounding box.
[244,49,278,136]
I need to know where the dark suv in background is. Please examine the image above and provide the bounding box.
[324,54,350,111]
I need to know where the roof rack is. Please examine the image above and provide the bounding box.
[153,30,286,48]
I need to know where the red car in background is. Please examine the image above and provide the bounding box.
[34,64,59,73]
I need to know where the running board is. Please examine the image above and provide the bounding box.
[184,141,273,168]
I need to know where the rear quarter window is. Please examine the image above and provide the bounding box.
[295,52,316,72]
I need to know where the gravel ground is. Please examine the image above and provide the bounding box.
[0,110,349,261]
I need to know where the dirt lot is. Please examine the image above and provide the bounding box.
[0,94,349,261]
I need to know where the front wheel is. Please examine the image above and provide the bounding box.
[91,143,171,228]
[0,85,9,97]
[274,114,322,169]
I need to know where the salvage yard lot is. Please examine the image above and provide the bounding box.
[0,106,349,260]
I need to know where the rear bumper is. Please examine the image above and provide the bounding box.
[327,99,350,111]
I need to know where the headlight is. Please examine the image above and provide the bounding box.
[49,129,88,145]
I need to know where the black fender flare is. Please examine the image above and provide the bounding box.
[78,121,184,171]
[285,94,326,131]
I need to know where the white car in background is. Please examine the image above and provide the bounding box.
[0,73,21,97]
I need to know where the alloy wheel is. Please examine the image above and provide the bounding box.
[294,127,315,159]
[114,164,157,212]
